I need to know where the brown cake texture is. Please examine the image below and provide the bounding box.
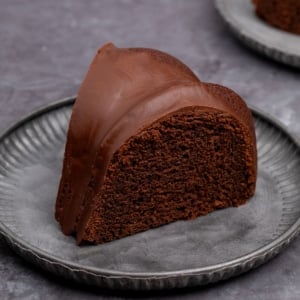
[55,43,257,245]
[252,0,300,34]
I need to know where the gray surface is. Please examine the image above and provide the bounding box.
[0,0,300,298]
[1,99,300,290]
[215,0,300,68]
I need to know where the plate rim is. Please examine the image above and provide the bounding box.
[214,0,300,68]
[1,97,300,284]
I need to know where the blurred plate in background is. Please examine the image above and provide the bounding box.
[215,0,300,68]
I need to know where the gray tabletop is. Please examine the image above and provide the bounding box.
[1,0,300,299]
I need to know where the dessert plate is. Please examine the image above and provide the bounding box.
[0,97,300,290]
[215,0,300,68]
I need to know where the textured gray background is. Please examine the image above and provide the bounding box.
[0,0,300,299]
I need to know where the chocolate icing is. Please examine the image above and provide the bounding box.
[55,43,257,244]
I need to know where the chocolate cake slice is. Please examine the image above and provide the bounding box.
[55,43,257,245]
[252,0,300,34]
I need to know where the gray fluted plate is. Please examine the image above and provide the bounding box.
[215,0,300,68]
[0,97,300,290]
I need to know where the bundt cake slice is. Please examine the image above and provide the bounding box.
[55,43,257,245]
[252,0,300,34]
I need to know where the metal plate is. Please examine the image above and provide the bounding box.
[215,0,300,68]
[0,97,300,290]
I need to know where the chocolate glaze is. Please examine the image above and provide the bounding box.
[55,43,257,243]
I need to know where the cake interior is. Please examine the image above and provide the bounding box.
[76,106,256,244]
